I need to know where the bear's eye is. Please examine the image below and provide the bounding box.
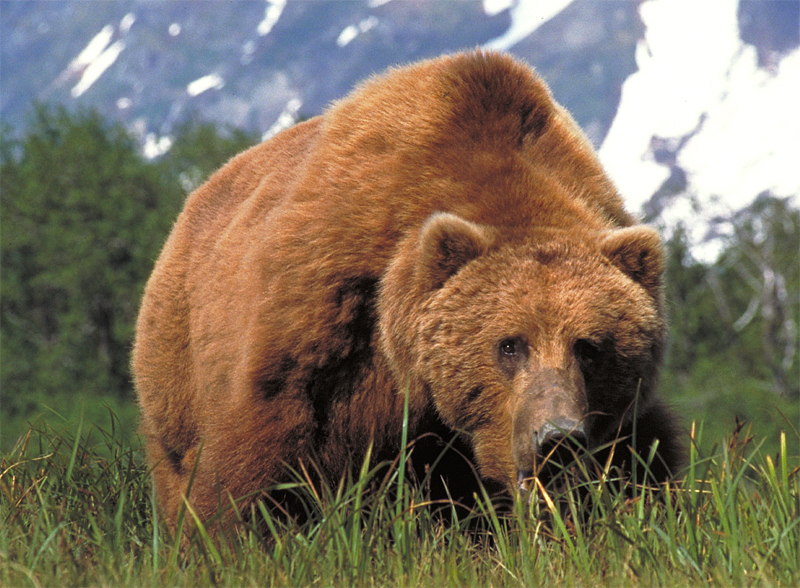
[497,337,527,378]
[574,339,605,372]
[500,338,520,356]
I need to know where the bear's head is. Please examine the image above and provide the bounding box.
[379,212,666,488]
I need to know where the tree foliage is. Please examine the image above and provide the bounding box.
[662,194,799,453]
[1,107,256,446]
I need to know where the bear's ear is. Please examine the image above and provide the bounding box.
[601,226,664,297]
[418,212,493,291]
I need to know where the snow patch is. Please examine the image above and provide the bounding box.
[483,0,513,17]
[598,0,800,261]
[681,48,800,208]
[241,39,257,65]
[119,13,136,34]
[483,0,574,51]
[143,133,173,159]
[71,40,125,97]
[61,19,133,98]
[263,97,302,141]
[187,73,225,97]
[337,17,379,47]
[600,0,800,213]
[69,25,114,71]
[258,0,286,37]
[337,26,359,48]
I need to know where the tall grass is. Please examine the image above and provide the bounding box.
[1,414,797,587]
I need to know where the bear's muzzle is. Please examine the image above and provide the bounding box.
[516,416,588,492]
[511,368,588,488]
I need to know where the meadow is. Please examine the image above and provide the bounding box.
[1,410,797,588]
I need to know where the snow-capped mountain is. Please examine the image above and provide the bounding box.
[598,0,800,259]
[2,0,797,258]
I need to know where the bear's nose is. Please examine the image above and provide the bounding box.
[535,417,587,458]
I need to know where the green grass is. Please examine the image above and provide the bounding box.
[0,391,141,455]
[1,415,798,587]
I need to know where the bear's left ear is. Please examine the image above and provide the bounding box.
[418,212,493,291]
[601,226,664,298]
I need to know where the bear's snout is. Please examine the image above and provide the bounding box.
[511,367,588,485]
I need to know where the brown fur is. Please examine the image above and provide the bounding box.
[133,51,682,529]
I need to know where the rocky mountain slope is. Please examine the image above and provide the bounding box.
[2,0,797,257]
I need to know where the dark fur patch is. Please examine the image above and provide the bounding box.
[164,445,184,474]
[308,277,378,445]
[410,412,506,515]
[592,399,685,484]
[441,52,551,145]
[261,357,297,399]
[517,100,550,144]
[466,385,484,403]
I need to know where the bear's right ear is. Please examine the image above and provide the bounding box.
[418,212,493,291]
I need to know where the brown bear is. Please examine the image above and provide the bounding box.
[133,50,683,530]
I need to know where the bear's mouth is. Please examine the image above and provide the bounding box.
[516,452,585,496]
[517,419,588,495]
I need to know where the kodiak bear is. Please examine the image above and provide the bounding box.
[133,50,683,530]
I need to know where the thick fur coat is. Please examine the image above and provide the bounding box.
[133,51,683,528]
